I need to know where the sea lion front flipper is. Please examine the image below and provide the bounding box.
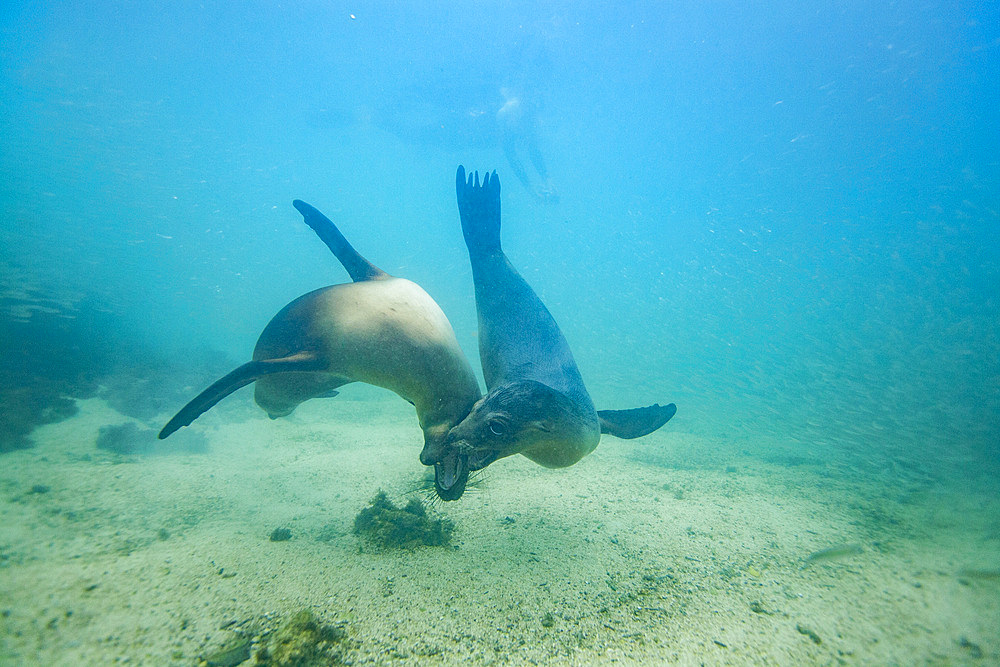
[292,199,389,282]
[597,403,677,439]
[159,352,325,440]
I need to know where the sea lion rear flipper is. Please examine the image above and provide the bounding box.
[598,403,677,439]
[292,199,389,282]
[456,166,502,257]
[158,352,325,440]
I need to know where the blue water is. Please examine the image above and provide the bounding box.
[3,3,1000,663]
[2,3,997,469]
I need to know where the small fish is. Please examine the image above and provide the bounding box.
[957,568,1000,581]
[800,543,863,569]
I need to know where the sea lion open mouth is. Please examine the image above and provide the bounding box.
[434,450,469,501]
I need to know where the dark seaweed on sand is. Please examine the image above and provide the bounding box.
[96,423,152,455]
[96,422,208,456]
[0,289,234,454]
[353,491,454,548]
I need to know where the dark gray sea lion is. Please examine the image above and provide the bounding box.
[428,167,676,495]
[160,201,483,495]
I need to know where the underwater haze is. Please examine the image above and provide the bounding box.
[2,1,998,664]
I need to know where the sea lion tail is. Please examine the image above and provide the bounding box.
[292,199,389,282]
[456,165,502,257]
[598,403,677,439]
[158,353,325,439]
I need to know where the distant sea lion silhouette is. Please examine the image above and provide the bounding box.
[160,200,483,490]
[426,167,676,495]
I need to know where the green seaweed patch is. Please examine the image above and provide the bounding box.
[353,491,453,549]
[269,527,292,542]
[796,623,822,645]
[256,610,345,666]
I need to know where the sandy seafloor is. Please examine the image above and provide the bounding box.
[1,390,997,666]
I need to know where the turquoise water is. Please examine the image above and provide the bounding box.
[1,2,998,663]
[3,0,996,469]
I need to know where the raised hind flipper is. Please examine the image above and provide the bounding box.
[456,166,502,259]
[598,403,677,439]
[158,352,325,439]
[292,199,389,282]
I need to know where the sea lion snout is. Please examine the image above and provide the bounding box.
[421,436,476,501]
[433,449,469,501]
[418,442,439,467]
[440,434,501,473]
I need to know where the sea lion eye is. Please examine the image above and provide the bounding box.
[488,420,506,436]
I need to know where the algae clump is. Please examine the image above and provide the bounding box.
[256,609,345,666]
[353,491,454,549]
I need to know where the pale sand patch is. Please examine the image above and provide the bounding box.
[1,394,997,665]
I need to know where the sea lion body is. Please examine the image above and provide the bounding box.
[252,278,481,447]
[431,167,676,498]
[160,201,482,471]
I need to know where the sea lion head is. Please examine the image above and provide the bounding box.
[428,380,596,500]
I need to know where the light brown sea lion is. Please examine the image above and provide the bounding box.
[159,200,483,488]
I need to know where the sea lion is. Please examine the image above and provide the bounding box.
[160,200,483,495]
[428,167,676,495]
